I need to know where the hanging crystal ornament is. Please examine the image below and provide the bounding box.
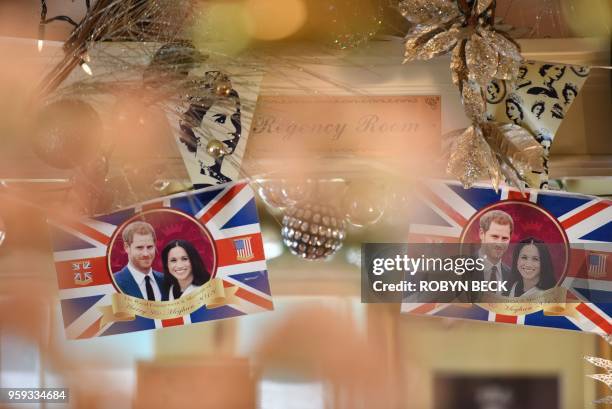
[281,203,346,260]
[342,184,386,227]
[257,179,315,210]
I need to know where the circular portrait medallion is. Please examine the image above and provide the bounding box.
[107,208,217,300]
[460,200,569,298]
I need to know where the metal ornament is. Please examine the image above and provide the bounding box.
[281,203,346,260]
[205,139,230,159]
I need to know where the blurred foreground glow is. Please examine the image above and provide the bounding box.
[192,3,251,55]
[264,240,283,259]
[0,216,5,247]
[244,0,307,41]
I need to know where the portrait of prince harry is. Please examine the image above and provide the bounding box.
[113,221,167,301]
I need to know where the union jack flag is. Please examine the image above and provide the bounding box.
[48,181,273,339]
[402,180,612,335]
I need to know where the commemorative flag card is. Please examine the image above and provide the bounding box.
[48,181,273,339]
[401,180,611,335]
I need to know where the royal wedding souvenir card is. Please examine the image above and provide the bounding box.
[48,181,273,339]
[401,180,611,334]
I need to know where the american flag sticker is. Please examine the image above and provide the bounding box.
[588,252,608,278]
[234,237,254,261]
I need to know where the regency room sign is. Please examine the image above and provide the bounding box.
[244,95,441,171]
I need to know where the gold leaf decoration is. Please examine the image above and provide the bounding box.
[477,27,522,62]
[401,0,527,189]
[451,39,468,86]
[482,122,544,177]
[465,33,498,86]
[404,27,444,62]
[499,161,525,191]
[398,0,460,25]
[447,125,501,189]
[461,80,486,123]
[416,26,461,60]
[494,54,521,81]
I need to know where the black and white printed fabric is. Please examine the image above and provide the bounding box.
[486,61,590,188]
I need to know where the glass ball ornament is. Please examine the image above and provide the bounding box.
[31,99,103,169]
[257,179,315,210]
[257,180,292,209]
[342,184,386,227]
[281,203,346,260]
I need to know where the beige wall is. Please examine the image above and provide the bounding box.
[399,314,599,409]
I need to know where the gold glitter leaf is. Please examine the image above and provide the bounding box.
[482,122,544,178]
[416,26,460,60]
[451,39,468,86]
[447,125,501,189]
[398,0,461,25]
[461,80,486,123]
[478,27,522,62]
[404,26,443,62]
[499,161,525,191]
[495,54,521,81]
[465,34,498,86]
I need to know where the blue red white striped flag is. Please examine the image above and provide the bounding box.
[48,181,273,339]
[588,252,608,278]
[402,180,611,335]
[234,237,254,261]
